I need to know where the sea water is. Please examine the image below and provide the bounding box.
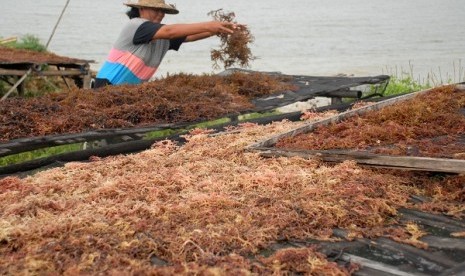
[1,0,464,83]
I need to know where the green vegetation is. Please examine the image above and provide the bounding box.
[0,143,83,167]
[144,118,231,140]
[379,61,465,97]
[192,117,231,128]
[381,74,431,97]
[144,128,184,140]
[238,110,281,121]
[5,34,47,52]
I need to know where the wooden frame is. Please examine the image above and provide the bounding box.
[0,59,93,94]
[248,85,465,174]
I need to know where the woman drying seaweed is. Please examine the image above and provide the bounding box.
[95,0,244,88]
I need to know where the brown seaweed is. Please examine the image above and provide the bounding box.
[277,85,465,159]
[0,120,463,274]
[208,9,255,69]
[0,72,295,141]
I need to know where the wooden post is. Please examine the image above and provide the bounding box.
[72,64,92,89]
[82,64,92,89]
[17,79,25,96]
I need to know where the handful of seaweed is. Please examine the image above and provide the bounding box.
[208,9,255,69]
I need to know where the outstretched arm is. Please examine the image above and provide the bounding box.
[153,21,239,40]
[185,32,214,42]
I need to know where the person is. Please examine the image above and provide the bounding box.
[94,0,242,88]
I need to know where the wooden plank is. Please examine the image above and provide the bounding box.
[0,68,30,76]
[253,147,465,174]
[0,68,85,77]
[0,37,17,44]
[0,61,90,67]
[32,69,85,77]
[341,254,428,276]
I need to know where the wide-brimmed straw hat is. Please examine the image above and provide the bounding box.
[124,0,179,14]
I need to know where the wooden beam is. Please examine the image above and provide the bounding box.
[253,147,465,174]
[0,69,30,76]
[0,68,85,77]
[0,37,17,44]
[33,70,86,77]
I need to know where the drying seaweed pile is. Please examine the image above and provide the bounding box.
[0,46,86,64]
[276,85,465,159]
[0,116,463,274]
[208,9,255,69]
[0,72,295,141]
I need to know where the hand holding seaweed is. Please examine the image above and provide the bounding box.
[208,9,255,70]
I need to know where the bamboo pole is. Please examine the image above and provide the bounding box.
[45,0,71,49]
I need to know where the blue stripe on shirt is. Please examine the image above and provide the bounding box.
[96,61,142,85]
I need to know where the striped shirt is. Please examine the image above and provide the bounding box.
[96,18,185,85]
